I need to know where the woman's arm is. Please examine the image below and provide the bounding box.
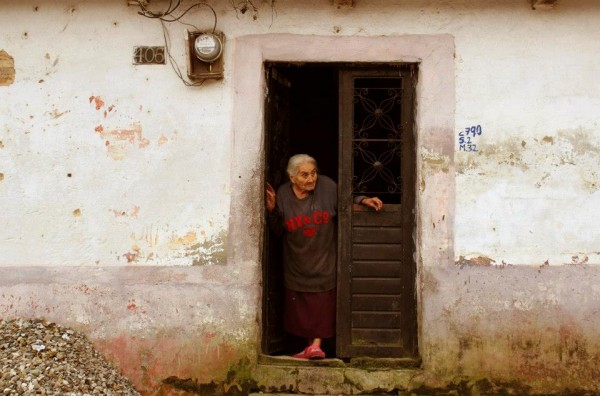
[266,183,284,235]
[355,196,383,211]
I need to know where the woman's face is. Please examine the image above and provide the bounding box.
[290,162,318,194]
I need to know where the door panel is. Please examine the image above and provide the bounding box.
[352,261,403,277]
[352,295,403,311]
[352,245,403,260]
[352,329,403,344]
[352,228,403,244]
[352,278,405,294]
[352,312,402,328]
[351,204,403,226]
[337,67,418,359]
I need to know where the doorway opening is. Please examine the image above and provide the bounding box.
[262,62,418,361]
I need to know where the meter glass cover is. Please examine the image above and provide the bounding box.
[194,34,222,62]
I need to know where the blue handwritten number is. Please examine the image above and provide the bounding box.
[459,125,482,151]
[464,125,483,137]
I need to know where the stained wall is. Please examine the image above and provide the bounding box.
[2,0,600,394]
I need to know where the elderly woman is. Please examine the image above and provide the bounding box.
[266,154,382,359]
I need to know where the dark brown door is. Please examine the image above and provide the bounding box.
[337,67,418,359]
[262,67,292,355]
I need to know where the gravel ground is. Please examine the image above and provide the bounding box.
[0,318,141,395]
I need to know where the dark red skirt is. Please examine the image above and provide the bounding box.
[284,288,336,339]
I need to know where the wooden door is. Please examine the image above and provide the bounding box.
[337,67,418,359]
[262,66,292,355]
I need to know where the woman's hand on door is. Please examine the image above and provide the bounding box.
[266,183,276,213]
[359,197,383,211]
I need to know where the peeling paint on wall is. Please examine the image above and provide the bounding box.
[168,231,199,250]
[157,135,169,145]
[89,95,152,159]
[109,206,139,219]
[557,128,600,157]
[132,226,160,248]
[167,229,228,265]
[457,138,529,174]
[188,229,228,266]
[89,95,105,111]
[422,150,451,173]
[117,224,229,266]
[420,149,451,192]
[456,255,496,267]
[94,122,149,160]
[571,255,589,265]
[542,136,554,144]
[88,96,179,160]
[0,50,15,86]
[122,245,141,263]
[458,128,600,173]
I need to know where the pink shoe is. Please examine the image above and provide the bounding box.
[292,345,326,360]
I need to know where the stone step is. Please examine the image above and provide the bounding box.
[252,356,423,395]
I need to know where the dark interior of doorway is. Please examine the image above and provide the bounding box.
[263,63,339,358]
[284,64,339,182]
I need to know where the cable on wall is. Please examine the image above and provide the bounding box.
[134,0,219,86]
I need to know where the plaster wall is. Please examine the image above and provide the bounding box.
[2,0,600,393]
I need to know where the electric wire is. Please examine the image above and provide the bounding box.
[160,19,205,87]
[134,0,216,86]
[135,0,217,32]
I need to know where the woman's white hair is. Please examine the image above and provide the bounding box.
[287,154,317,177]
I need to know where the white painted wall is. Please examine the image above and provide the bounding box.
[0,0,232,266]
[0,0,596,267]
[3,0,599,267]
[450,2,600,265]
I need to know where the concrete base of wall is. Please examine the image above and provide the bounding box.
[252,360,423,395]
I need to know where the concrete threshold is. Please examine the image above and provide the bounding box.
[253,354,423,395]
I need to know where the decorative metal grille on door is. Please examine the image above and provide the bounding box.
[352,78,403,204]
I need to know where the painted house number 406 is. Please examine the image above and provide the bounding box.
[458,125,482,152]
